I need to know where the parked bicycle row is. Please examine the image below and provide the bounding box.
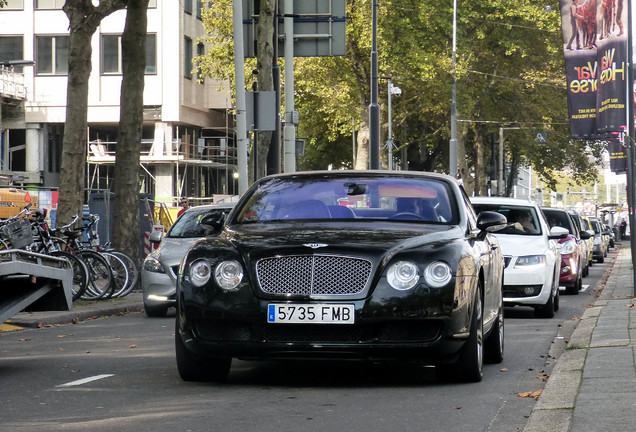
[0,204,139,301]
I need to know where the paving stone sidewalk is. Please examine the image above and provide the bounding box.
[524,245,636,432]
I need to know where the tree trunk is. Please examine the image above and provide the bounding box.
[474,132,487,196]
[457,126,475,196]
[58,0,126,227]
[254,0,276,180]
[111,0,148,266]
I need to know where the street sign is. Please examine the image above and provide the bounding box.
[535,132,547,144]
[242,0,346,58]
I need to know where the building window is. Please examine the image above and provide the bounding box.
[3,0,24,9]
[35,0,65,9]
[196,43,205,82]
[102,35,121,74]
[145,34,157,74]
[36,36,69,75]
[184,0,192,15]
[102,34,157,75]
[184,37,193,79]
[196,0,203,19]
[0,36,24,72]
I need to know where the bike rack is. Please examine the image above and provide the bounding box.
[0,249,73,324]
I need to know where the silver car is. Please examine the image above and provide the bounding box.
[142,203,234,317]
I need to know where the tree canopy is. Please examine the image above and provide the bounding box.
[197,0,602,193]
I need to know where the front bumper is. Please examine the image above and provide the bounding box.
[141,270,177,307]
[559,255,579,287]
[502,261,552,307]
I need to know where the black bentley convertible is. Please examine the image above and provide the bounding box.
[175,171,506,382]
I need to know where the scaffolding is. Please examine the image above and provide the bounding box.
[86,125,238,203]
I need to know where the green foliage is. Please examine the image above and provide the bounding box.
[198,0,603,183]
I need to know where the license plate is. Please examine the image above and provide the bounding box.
[267,304,355,324]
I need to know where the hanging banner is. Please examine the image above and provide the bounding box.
[559,0,628,140]
[608,138,627,173]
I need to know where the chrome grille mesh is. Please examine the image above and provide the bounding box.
[256,255,372,296]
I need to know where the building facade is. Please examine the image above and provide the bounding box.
[0,0,237,207]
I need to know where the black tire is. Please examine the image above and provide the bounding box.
[565,273,581,295]
[77,250,114,299]
[101,251,129,299]
[484,297,504,364]
[554,287,560,312]
[175,319,231,382]
[535,289,555,318]
[50,251,89,301]
[144,302,169,318]
[597,254,604,263]
[108,250,139,297]
[436,289,484,383]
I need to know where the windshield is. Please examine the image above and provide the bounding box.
[472,203,542,236]
[233,176,458,224]
[542,209,575,234]
[168,207,230,238]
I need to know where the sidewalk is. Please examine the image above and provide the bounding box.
[3,291,144,329]
[525,243,636,432]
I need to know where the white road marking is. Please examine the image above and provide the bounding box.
[56,374,114,388]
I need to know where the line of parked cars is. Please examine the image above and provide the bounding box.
[471,196,614,319]
[139,170,615,384]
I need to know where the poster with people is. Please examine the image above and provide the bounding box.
[559,0,628,139]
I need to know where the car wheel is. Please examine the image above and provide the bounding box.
[484,297,504,364]
[436,289,484,383]
[565,276,580,295]
[175,319,231,382]
[554,287,560,312]
[597,254,604,264]
[144,302,169,318]
[535,289,555,318]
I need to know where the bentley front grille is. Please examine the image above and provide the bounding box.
[256,255,372,296]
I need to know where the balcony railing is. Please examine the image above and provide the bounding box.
[0,66,27,101]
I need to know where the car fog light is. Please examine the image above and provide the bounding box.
[214,260,243,290]
[424,261,453,288]
[387,260,420,290]
[562,265,571,273]
[189,260,212,287]
[524,286,536,295]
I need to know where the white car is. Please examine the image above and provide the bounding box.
[471,197,568,318]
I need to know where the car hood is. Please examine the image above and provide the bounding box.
[491,233,549,256]
[222,222,465,264]
[152,236,203,266]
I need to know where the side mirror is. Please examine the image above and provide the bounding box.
[149,230,163,243]
[579,230,592,240]
[476,210,508,232]
[549,226,569,239]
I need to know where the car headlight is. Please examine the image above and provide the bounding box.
[515,255,546,267]
[594,237,601,245]
[424,261,453,288]
[214,260,244,290]
[387,260,420,290]
[143,256,165,273]
[189,259,212,287]
[559,239,576,254]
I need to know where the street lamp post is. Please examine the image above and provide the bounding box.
[386,78,401,170]
[369,0,380,170]
[449,0,458,178]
